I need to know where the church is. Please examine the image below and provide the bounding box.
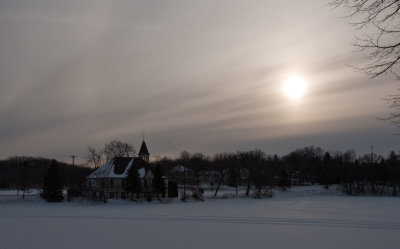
[85,140,168,200]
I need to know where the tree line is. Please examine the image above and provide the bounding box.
[1,145,400,202]
[0,156,92,199]
[154,147,400,198]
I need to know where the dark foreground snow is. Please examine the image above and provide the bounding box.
[1,186,400,249]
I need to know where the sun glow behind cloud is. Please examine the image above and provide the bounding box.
[283,75,307,100]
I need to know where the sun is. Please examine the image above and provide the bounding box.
[282,75,307,100]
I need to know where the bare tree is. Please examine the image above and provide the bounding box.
[86,146,104,169]
[332,0,400,77]
[212,153,231,197]
[103,140,136,161]
[178,151,209,200]
[332,0,400,125]
[383,92,400,126]
[237,150,266,197]
[86,140,135,168]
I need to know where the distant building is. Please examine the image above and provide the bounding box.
[85,140,167,200]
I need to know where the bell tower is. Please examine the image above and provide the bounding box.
[138,140,150,163]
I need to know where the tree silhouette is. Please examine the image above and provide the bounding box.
[152,165,166,198]
[126,166,142,199]
[103,140,135,161]
[41,160,64,202]
[332,0,400,125]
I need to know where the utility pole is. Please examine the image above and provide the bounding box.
[71,155,76,166]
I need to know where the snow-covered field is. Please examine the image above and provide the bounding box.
[1,186,400,249]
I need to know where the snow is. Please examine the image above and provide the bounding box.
[170,165,186,172]
[1,186,400,249]
[87,160,115,178]
[88,158,145,178]
[138,167,146,178]
[0,189,40,196]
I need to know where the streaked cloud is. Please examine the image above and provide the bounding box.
[0,0,398,161]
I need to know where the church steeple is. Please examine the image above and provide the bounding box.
[138,140,150,163]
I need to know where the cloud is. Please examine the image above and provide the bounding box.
[0,0,398,160]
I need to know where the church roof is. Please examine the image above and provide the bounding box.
[113,157,133,174]
[138,140,150,155]
[87,157,148,179]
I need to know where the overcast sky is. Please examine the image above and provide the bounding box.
[0,0,399,162]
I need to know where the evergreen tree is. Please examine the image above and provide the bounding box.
[41,159,64,202]
[126,166,142,199]
[152,165,166,198]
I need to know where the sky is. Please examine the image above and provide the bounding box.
[0,0,399,163]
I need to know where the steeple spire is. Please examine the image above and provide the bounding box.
[138,140,150,163]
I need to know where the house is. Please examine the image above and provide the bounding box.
[85,140,168,200]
